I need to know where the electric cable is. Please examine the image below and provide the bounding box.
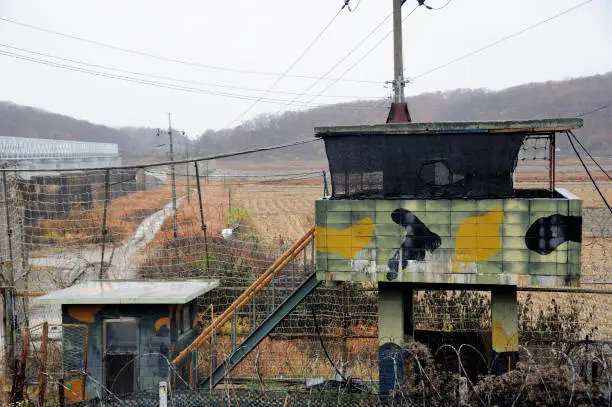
[226,1,352,127]
[0,137,323,172]
[0,16,382,84]
[346,0,364,12]
[302,4,420,106]
[0,49,383,109]
[578,101,612,117]
[273,10,394,114]
[569,130,612,182]
[411,0,593,80]
[423,0,453,10]
[309,302,348,383]
[566,132,612,215]
[0,43,379,100]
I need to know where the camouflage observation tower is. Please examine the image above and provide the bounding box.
[313,119,583,393]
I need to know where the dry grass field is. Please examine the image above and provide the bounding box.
[151,177,323,245]
[32,170,612,341]
[37,185,175,243]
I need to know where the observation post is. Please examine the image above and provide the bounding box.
[36,280,218,401]
[313,119,583,394]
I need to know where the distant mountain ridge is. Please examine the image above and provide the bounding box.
[1,71,610,163]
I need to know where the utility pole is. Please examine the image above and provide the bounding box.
[393,0,405,105]
[387,0,412,123]
[158,114,179,239]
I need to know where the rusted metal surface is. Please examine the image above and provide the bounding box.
[18,291,46,297]
[386,102,411,123]
[315,118,584,137]
[172,227,315,365]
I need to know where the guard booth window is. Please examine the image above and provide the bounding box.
[323,133,526,199]
[104,318,139,396]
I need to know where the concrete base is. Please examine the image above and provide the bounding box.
[378,283,413,395]
[491,286,519,373]
[377,283,520,396]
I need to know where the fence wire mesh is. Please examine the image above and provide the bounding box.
[0,152,610,405]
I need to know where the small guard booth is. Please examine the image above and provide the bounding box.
[36,280,219,401]
[313,119,583,394]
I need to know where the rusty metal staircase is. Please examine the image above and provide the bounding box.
[172,227,318,388]
[202,271,320,389]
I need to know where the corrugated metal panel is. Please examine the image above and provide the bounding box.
[0,136,119,160]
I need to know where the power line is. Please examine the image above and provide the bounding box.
[303,4,421,107]
[226,1,351,127]
[569,130,612,182]
[0,15,383,85]
[423,0,453,10]
[578,100,612,117]
[0,43,380,100]
[0,48,384,110]
[0,138,323,173]
[274,10,394,115]
[566,131,612,215]
[411,0,593,80]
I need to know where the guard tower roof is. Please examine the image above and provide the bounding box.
[315,118,583,200]
[315,118,583,137]
[35,280,219,305]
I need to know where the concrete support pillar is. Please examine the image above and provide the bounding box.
[491,286,519,373]
[378,283,413,395]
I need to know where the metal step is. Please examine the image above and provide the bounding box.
[201,272,321,390]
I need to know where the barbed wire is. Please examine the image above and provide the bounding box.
[1,154,611,405]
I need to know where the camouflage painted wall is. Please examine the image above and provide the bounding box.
[315,190,581,287]
[61,302,197,402]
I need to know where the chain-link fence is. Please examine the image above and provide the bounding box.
[0,150,611,404]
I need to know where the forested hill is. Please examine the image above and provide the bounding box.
[1,71,610,163]
[191,71,612,162]
[0,102,188,161]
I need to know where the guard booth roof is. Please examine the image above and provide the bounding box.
[314,119,583,200]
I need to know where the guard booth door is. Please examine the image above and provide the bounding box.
[103,318,139,396]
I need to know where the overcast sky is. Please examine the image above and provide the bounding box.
[1,0,611,136]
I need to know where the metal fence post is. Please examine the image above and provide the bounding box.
[195,162,210,273]
[81,325,89,401]
[19,326,29,400]
[159,381,168,407]
[322,170,329,197]
[228,187,232,226]
[231,311,237,352]
[58,378,65,407]
[99,169,110,279]
[38,322,49,407]
[2,172,15,370]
